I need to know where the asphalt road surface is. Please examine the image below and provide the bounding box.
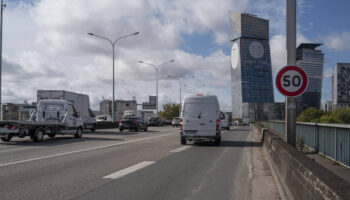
[0,126,279,200]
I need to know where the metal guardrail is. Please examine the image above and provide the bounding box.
[262,121,350,168]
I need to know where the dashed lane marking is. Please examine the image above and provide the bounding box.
[0,133,173,168]
[170,146,192,153]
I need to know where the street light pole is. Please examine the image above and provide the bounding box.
[168,75,182,117]
[179,79,181,116]
[88,31,139,122]
[286,0,297,146]
[139,59,175,118]
[0,0,5,120]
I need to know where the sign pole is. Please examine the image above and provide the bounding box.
[286,0,297,146]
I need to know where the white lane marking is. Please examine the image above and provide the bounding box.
[170,146,191,153]
[0,133,174,168]
[103,161,155,179]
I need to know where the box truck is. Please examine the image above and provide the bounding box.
[37,90,96,131]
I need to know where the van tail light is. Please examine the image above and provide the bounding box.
[132,119,136,124]
[216,119,220,130]
[7,125,17,130]
[120,120,122,123]
[180,118,183,130]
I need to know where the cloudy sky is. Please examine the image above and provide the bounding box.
[2,0,350,111]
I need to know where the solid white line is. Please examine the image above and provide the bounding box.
[103,161,155,179]
[0,133,173,168]
[170,146,191,153]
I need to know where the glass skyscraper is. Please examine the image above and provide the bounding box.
[229,11,274,118]
[295,43,324,115]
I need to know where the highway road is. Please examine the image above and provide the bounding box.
[0,126,279,200]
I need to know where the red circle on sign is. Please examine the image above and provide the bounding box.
[276,66,308,97]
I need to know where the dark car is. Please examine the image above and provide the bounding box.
[119,116,148,132]
[162,120,172,126]
[147,117,163,126]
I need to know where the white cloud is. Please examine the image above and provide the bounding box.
[4,0,246,111]
[3,0,331,112]
[270,33,311,74]
[324,32,350,51]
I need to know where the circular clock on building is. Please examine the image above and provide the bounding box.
[231,43,239,69]
[249,41,264,59]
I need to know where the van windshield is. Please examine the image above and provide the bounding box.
[41,103,64,111]
[183,103,216,119]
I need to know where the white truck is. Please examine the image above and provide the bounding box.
[37,90,96,131]
[0,99,84,142]
[123,110,141,118]
[242,118,250,126]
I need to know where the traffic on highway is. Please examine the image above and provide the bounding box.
[1,0,348,199]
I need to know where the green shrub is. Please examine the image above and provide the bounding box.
[297,108,324,122]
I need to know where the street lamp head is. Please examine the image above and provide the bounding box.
[168,75,172,78]
[88,33,94,36]
[133,32,140,35]
[138,61,144,63]
[170,59,175,63]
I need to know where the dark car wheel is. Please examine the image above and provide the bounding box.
[181,137,186,145]
[135,126,139,132]
[214,137,221,146]
[33,127,45,142]
[1,134,12,142]
[144,126,148,131]
[74,127,83,138]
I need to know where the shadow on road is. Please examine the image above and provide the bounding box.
[0,136,124,147]
[194,140,262,147]
[88,130,158,136]
[229,128,251,132]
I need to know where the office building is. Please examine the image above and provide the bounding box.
[241,102,285,122]
[333,63,350,108]
[100,99,137,121]
[229,11,274,119]
[295,43,324,115]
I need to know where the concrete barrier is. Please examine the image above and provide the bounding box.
[256,124,350,200]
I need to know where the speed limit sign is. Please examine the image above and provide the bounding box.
[276,65,308,97]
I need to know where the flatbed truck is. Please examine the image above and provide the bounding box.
[0,99,84,142]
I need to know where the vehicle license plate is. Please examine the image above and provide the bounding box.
[185,130,197,134]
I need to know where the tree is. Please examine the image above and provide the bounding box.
[331,107,350,123]
[297,107,324,122]
[158,104,180,120]
[319,115,342,123]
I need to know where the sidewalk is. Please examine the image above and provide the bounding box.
[306,153,350,184]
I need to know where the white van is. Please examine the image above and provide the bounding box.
[220,112,230,130]
[180,94,221,145]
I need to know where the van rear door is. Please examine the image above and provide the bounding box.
[182,103,216,136]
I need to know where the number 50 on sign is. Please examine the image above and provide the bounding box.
[276,65,308,97]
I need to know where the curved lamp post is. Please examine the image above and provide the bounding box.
[88,31,139,122]
[168,75,195,116]
[139,59,175,117]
